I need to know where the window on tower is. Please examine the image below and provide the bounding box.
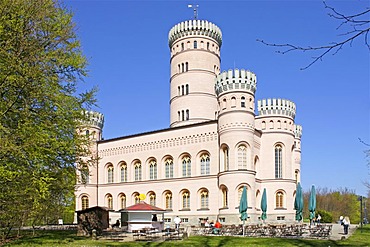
[186,110,189,120]
[181,43,184,51]
[186,84,189,94]
[181,85,184,95]
[185,62,189,72]
[194,40,197,49]
[241,97,246,108]
[275,145,283,178]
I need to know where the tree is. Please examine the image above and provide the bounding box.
[0,0,95,240]
[258,1,370,69]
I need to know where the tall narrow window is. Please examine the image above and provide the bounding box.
[178,86,180,95]
[241,97,246,108]
[181,42,184,51]
[120,163,127,182]
[120,194,126,209]
[186,110,189,120]
[223,147,229,171]
[134,162,142,181]
[185,62,188,71]
[200,154,210,175]
[182,156,191,177]
[186,84,189,94]
[107,194,113,210]
[165,192,172,209]
[107,165,114,183]
[276,191,284,208]
[81,196,89,210]
[181,110,185,121]
[237,145,247,169]
[178,64,180,73]
[178,111,180,121]
[182,191,190,209]
[149,193,156,206]
[222,188,228,208]
[200,190,209,209]
[231,97,236,108]
[194,40,197,49]
[207,42,210,50]
[181,85,184,95]
[165,159,174,178]
[275,145,282,178]
[237,187,245,204]
[80,165,89,184]
[134,193,140,204]
[149,160,157,180]
[181,63,184,72]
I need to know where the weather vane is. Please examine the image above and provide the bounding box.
[188,4,199,20]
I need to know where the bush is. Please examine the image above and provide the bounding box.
[317,209,333,223]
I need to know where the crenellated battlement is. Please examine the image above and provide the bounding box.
[168,20,222,47]
[83,111,104,129]
[294,125,302,139]
[215,69,257,96]
[257,98,296,119]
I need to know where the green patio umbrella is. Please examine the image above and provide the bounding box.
[239,186,248,236]
[308,185,316,225]
[294,182,303,222]
[261,188,267,223]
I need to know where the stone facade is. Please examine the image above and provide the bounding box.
[75,19,302,226]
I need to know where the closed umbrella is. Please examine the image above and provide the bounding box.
[261,188,267,223]
[239,186,248,236]
[294,182,303,222]
[308,185,316,225]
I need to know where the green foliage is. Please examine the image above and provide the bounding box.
[317,209,332,223]
[0,0,95,240]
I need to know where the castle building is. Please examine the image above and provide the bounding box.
[75,19,302,225]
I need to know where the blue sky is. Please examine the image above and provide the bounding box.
[65,0,369,196]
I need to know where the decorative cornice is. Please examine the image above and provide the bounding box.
[215,69,257,96]
[257,98,296,119]
[169,20,222,47]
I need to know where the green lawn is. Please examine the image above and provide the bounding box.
[2,225,370,247]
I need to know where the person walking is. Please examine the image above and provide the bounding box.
[343,216,350,235]
[317,214,321,224]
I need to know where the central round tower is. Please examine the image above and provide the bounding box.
[169,20,222,127]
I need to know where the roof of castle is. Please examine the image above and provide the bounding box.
[168,19,222,47]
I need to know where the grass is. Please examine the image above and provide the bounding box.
[2,225,370,247]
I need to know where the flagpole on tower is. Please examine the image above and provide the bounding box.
[188,4,199,20]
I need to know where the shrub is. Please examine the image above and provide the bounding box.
[317,209,333,223]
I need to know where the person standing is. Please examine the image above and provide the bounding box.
[174,216,181,230]
[317,214,322,224]
[343,216,350,235]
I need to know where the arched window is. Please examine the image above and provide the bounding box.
[186,109,189,120]
[194,40,198,49]
[222,98,227,110]
[133,193,140,204]
[222,146,229,171]
[181,42,184,51]
[80,165,89,184]
[149,160,157,180]
[207,42,210,50]
[165,192,172,209]
[277,120,281,129]
[237,186,247,204]
[134,162,142,181]
[182,191,190,209]
[178,111,180,121]
[200,154,210,175]
[149,193,156,206]
[165,159,173,178]
[241,97,246,108]
[200,190,209,209]
[81,196,89,210]
[275,145,283,178]
[120,163,127,182]
[181,110,185,121]
[120,194,126,209]
[186,84,189,94]
[269,120,274,129]
[182,156,191,177]
[185,62,188,71]
[231,97,236,107]
[276,191,284,208]
[222,187,228,208]
[262,121,266,130]
[107,194,113,210]
[237,145,247,169]
[107,165,114,183]
[181,85,184,95]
